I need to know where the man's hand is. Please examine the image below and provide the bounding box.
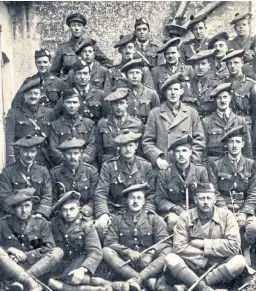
[124,249,141,263]
[139,253,154,268]
[190,239,204,249]
[7,248,27,262]
[156,157,169,170]
[172,206,183,216]
[95,214,111,229]
[34,213,43,219]
[68,267,88,285]
[236,213,247,227]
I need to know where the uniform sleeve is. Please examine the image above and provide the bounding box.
[50,169,59,205]
[151,90,160,108]
[0,168,13,214]
[49,123,64,166]
[241,117,253,158]
[151,214,171,253]
[81,122,96,164]
[144,163,156,212]
[51,46,63,77]
[179,43,188,65]
[156,53,165,67]
[143,68,155,90]
[94,42,113,68]
[5,109,16,165]
[151,67,159,93]
[103,70,114,97]
[95,122,105,166]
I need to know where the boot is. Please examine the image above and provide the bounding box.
[205,265,234,286]
[155,275,172,291]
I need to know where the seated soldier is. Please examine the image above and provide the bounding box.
[49,88,96,166]
[50,137,98,221]
[208,125,256,263]
[96,88,143,166]
[156,135,209,233]
[103,183,172,291]
[0,135,52,219]
[0,188,63,291]
[48,191,109,291]
[94,130,156,238]
[165,183,246,291]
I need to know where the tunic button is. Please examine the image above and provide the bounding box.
[234,174,237,177]
[129,176,132,179]
[85,186,88,189]
[8,236,11,239]
[65,234,68,238]
[134,238,138,241]
[134,228,137,232]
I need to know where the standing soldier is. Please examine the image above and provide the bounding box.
[156,135,209,233]
[51,13,112,79]
[120,58,160,125]
[50,137,98,221]
[96,88,143,166]
[180,14,210,65]
[243,36,256,80]
[49,88,96,166]
[133,18,165,68]
[208,32,230,81]
[5,79,54,167]
[142,73,206,168]
[165,183,246,291]
[0,135,52,219]
[0,188,63,291]
[202,83,253,162]
[103,183,172,291]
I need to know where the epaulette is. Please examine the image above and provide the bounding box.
[246,76,256,84]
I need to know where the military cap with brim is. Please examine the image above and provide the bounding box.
[187,14,207,30]
[160,72,188,93]
[168,135,193,151]
[134,18,149,29]
[188,49,216,64]
[122,182,149,197]
[75,39,97,55]
[208,32,229,49]
[114,33,136,48]
[35,49,51,60]
[72,59,88,72]
[230,12,252,25]
[221,125,246,143]
[165,23,187,37]
[18,78,41,94]
[157,37,181,54]
[209,83,232,98]
[113,129,142,145]
[58,137,85,150]
[250,36,256,50]
[52,191,81,213]
[120,58,145,73]
[66,13,87,26]
[222,49,244,62]
[196,183,215,194]
[6,188,40,208]
[14,135,45,147]
[105,88,131,102]
[62,88,80,100]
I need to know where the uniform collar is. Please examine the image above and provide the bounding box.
[216,107,231,119]
[189,206,221,225]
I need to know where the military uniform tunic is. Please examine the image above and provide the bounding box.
[243,59,256,81]
[209,61,230,81]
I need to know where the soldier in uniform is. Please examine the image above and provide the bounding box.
[51,13,113,79]
[0,135,52,219]
[208,126,256,262]
[156,135,209,233]
[96,88,143,166]
[104,33,155,96]
[5,78,54,167]
[0,188,63,291]
[243,36,256,80]
[50,137,98,221]
[11,49,68,110]
[208,32,230,81]
[120,58,160,125]
[133,18,165,68]
[49,88,96,166]
[103,183,172,291]
[142,73,206,169]
[202,83,253,162]
[180,14,211,65]
[94,130,156,238]
[165,183,246,291]
[48,191,107,291]
[184,49,219,118]
[151,37,194,99]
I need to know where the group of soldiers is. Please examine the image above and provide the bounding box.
[0,9,256,291]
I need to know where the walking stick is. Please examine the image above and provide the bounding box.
[27,272,53,291]
[185,186,189,211]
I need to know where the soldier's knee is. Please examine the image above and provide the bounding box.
[165,253,184,268]
[103,247,117,261]
[225,255,246,275]
[50,247,64,261]
[245,217,256,243]
[165,213,179,233]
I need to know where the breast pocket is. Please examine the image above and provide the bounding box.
[119,227,132,246]
[218,172,233,192]
[2,232,19,248]
[16,119,32,137]
[45,86,61,105]
[109,177,124,205]
[76,179,91,204]
[63,53,76,68]
[100,127,113,148]
[88,100,102,119]
[30,174,44,193]
[91,78,104,90]
[138,99,152,117]
[77,125,92,143]
[58,127,72,143]
[239,171,251,190]
[139,226,153,248]
[207,128,223,147]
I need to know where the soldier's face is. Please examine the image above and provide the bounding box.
[119,43,135,61]
[63,148,81,167]
[119,142,138,159]
[174,146,192,164]
[69,21,84,38]
[165,83,184,104]
[227,136,244,156]
[19,146,37,164]
[135,24,149,42]
[191,22,206,40]
[15,200,33,220]
[75,66,90,87]
[35,56,51,74]
[216,91,231,110]
[213,40,228,59]
[194,192,216,213]
[80,46,95,64]
[226,57,243,77]
[111,99,128,117]
[60,202,80,222]
[234,19,250,37]
[24,88,41,106]
[164,46,180,65]
[193,59,210,77]
[63,96,80,115]
[127,69,143,86]
[127,191,145,212]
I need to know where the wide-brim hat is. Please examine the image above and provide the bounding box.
[19,78,42,94]
[168,135,193,151]
[75,39,97,55]
[230,12,252,25]
[222,49,244,62]
[120,58,145,73]
[208,32,229,49]
[52,191,81,213]
[14,135,45,148]
[165,23,187,37]
[6,188,40,208]
[209,83,232,98]
[105,88,131,102]
[160,72,188,93]
[122,182,149,197]
[57,137,85,150]
[113,129,142,145]
[187,14,207,30]
[157,37,181,54]
[221,125,246,143]
[187,49,216,64]
[114,33,136,48]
